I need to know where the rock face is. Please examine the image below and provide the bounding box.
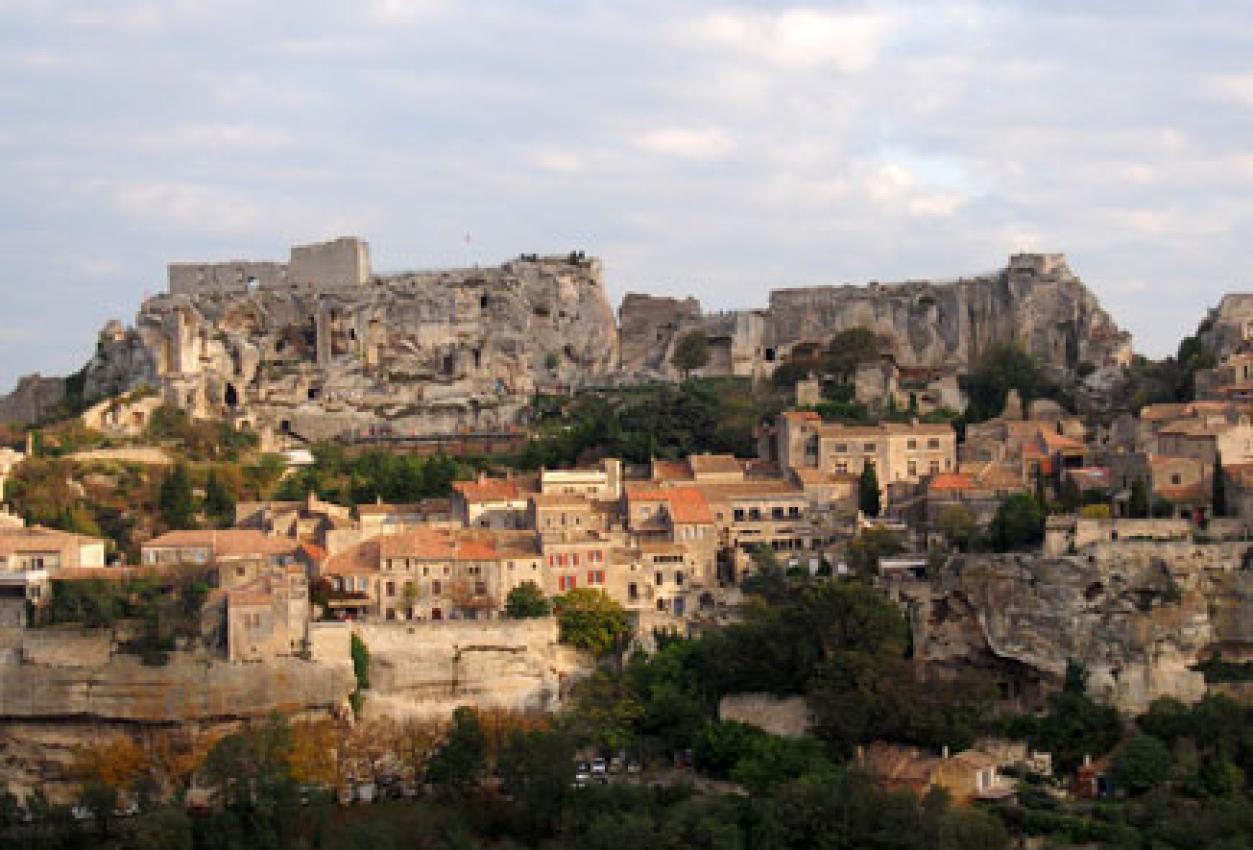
[1,245,1131,430]
[905,541,1253,714]
[0,374,65,425]
[619,253,1132,380]
[1197,293,1253,359]
[101,248,617,439]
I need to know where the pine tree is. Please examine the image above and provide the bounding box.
[159,463,196,530]
[859,461,881,517]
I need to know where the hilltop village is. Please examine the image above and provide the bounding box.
[4,240,1253,847]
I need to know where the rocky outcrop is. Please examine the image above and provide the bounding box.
[0,374,65,426]
[116,253,618,440]
[1,247,1132,432]
[619,253,1132,380]
[906,542,1253,714]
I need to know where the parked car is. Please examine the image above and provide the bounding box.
[590,757,607,777]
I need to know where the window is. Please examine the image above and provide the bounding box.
[432,580,442,595]
[929,460,940,474]
[907,461,917,477]
[236,566,246,577]
[907,438,917,449]
[834,443,848,453]
[1171,473,1182,485]
[748,508,761,520]
[474,581,487,596]
[836,461,848,473]
[927,438,940,449]
[587,570,605,585]
[772,507,785,520]
[628,583,639,600]
[572,553,580,566]
[789,506,800,518]
[675,571,685,585]
[655,572,664,586]
[863,442,875,452]
[559,575,577,591]
[386,581,395,596]
[733,508,745,521]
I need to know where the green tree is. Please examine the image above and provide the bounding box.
[1130,477,1150,519]
[1214,451,1228,518]
[845,527,901,577]
[1112,734,1172,794]
[936,504,976,551]
[937,807,1010,850]
[505,581,551,618]
[203,468,236,528]
[129,806,194,850]
[158,462,196,530]
[671,330,711,377]
[427,707,486,797]
[859,461,881,517]
[961,341,1060,423]
[824,327,882,382]
[349,633,370,716]
[554,588,630,657]
[989,493,1044,551]
[497,727,576,839]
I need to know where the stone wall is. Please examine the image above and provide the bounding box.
[718,693,812,738]
[352,618,590,719]
[289,236,370,288]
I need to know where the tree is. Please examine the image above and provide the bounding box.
[498,727,576,838]
[1130,477,1150,518]
[158,462,195,530]
[1214,451,1228,518]
[936,504,976,551]
[427,707,486,797]
[505,581,551,618]
[844,527,902,577]
[1112,734,1172,794]
[859,461,881,517]
[989,493,1044,551]
[553,588,630,657]
[961,342,1060,423]
[937,807,1010,850]
[203,467,236,528]
[824,327,882,383]
[672,330,711,377]
[349,633,370,716]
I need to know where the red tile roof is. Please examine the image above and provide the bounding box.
[453,478,524,502]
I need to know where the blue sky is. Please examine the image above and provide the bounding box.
[3,0,1253,391]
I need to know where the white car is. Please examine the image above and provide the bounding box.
[590,757,607,777]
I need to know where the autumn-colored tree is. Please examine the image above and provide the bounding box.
[288,720,340,786]
[392,716,446,782]
[73,736,147,791]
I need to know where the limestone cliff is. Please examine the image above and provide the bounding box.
[120,254,618,440]
[619,253,1132,380]
[906,542,1253,714]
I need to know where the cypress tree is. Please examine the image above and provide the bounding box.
[859,461,881,517]
[1214,452,1228,518]
[159,463,196,530]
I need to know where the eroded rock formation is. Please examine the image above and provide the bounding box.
[905,542,1253,714]
[620,253,1132,381]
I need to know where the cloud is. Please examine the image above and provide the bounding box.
[1205,73,1253,108]
[634,127,735,160]
[139,123,293,154]
[687,7,903,72]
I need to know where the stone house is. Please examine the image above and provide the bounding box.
[80,392,164,438]
[356,499,456,537]
[769,412,957,505]
[860,742,1012,805]
[451,475,534,530]
[225,563,310,662]
[925,462,1026,533]
[234,492,354,549]
[539,458,623,500]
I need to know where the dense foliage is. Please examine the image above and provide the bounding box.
[505,581,551,618]
[274,445,466,505]
[960,342,1063,423]
[521,378,786,467]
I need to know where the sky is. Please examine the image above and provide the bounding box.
[2,0,1253,392]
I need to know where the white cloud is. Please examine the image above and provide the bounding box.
[688,7,903,72]
[1205,73,1253,108]
[140,123,293,154]
[634,127,735,160]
